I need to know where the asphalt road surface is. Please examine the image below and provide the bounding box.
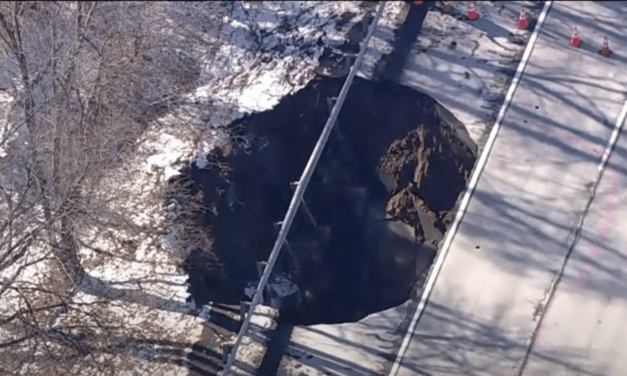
[273,2,627,376]
[394,1,627,376]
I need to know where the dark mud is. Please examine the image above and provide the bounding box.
[176,75,475,325]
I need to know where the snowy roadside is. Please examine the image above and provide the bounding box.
[0,2,405,375]
[192,1,406,163]
[62,2,405,375]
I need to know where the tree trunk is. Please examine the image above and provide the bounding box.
[56,215,85,286]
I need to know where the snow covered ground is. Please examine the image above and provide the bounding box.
[3,1,537,374]
[91,0,399,372]
[1,2,406,376]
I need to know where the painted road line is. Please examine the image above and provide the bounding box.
[387,2,554,375]
[598,99,627,173]
[512,98,627,376]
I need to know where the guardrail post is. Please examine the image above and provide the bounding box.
[256,261,267,279]
[222,345,233,364]
[240,301,251,319]
[289,181,318,228]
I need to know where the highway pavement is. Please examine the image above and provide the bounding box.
[394,1,627,376]
[273,2,627,375]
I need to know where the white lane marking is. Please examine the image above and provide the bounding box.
[387,2,554,375]
[513,98,627,376]
[599,100,627,172]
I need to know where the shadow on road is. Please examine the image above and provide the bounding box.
[376,3,430,84]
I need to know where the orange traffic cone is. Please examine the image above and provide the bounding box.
[517,7,529,30]
[599,37,612,57]
[569,27,581,48]
[468,1,478,20]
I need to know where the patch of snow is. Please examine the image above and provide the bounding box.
[245,281,257,300]
[198,305,212,321]
[185,297,197,312]
[143,131,195,182]
[245,273,300,313]
[191,0,402,130]
[268,273,300,298]
[0,90,15,158]
[232,336,267,374]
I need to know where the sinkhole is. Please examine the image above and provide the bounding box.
[173,76,476,325]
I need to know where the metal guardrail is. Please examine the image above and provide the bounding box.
[220,2,388,375]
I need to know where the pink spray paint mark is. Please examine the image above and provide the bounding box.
[418,82,618,376]
[507,117,619,375]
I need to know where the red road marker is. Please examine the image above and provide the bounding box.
[599,37,612,58]
[468,1,478,20]
[414,1,424,5]
[517,7,529,30]
[569,26,581,48]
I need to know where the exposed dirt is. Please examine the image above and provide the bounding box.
[176,75,475,325]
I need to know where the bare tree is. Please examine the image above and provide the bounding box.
[0,1,225,374]
[0,0,325,372]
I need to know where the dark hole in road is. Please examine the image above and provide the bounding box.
[174,76,476,325]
